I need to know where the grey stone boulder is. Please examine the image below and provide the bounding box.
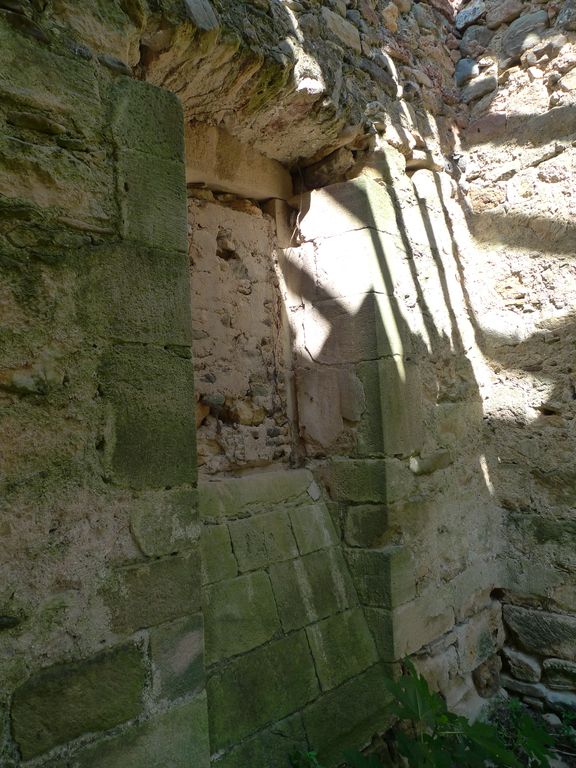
[557,0,576,31]
[460,24,494,57]
[500,10,549,67]
[455,57,480,86]
[456,1,486,32]
[461,73,497,103]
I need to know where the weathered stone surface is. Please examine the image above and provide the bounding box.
[504,606,576,661]
[212,714,308,768]
[306,608,379,691]
[472,654,502,698]
[557,0,576,31]
[460,24,494,56]
[455,603,505,674]
[57,694,210,768]
[185,124,292,200]
[346,546,416,609]
[321,7,361,52]
[486,0,523,30]
[409,449,453,476]
[130,489,199,557]
[303,663,394,765]
[150,615,204,701]
[207,633,319,751]
[99,346,196,490]
[542,658,576,690]
[455,1,485,32]
[203,571,280,663]
[184,0,220,31]
[103,550,201,634]
[201,525,238,585]
[455,58,479,87]
[461,74,497,103]
[500,10,549,65]
[11,645,146,760]
[503,647,542,683]
[270,548,358,631]
[344,505,389,548]
[199,470,312,521]
[318,459,415,504]
[289,503,339,555]
[228,510,299,571]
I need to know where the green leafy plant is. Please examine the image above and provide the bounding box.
[289,750,324,768]
[492,696,555,768]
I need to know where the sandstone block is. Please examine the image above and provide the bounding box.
[303,663,394,765]
[502,647,542,683]
[503,605,576,661]
[212,714,307,768]
[103,550,201,634]
[98,346,196,490]
[306,608,379,691]
[203,572,280,664]
[199,469,312,521]
[318,458,416,504]
[321,7,361,52]
[486,0,523,30]
[130,489,199,557]
[289,503,339,555]
[344,504,389,548]
[200,525,238,585]
[150,615,205,701]
[455,603,505,674]
[207,633,319,751]
[270,548,357,631]
[228,510,299,571]
[346,546,415,609]
[11,645,146,760]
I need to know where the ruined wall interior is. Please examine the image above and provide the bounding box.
[0,0,575,766]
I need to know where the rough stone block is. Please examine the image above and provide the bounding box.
[200,525,238,585]
[346,546,416,609]
[306,608,378,691]
[11,645,146,760]
[357,359,424,458]
[112,80,184,162]
[103,550,201,634]
[58,694,210,768]
[150,615,204,702]
[79,244,192,346]
[199,469,312,521]
[212,714,308,768]
[207,633,319,751]
[203,571,280,664]
[344,505,389,548]
[318,458,415,504]
[503,605,576,661]
[98,345,196,490]
[455,602,505,674]
[321,7,361,52]
[502,647,541,683]
[185,123,292,200]
[117,149,187,253]
[297,177,397,243]
[270,548,358,631]
[228,510,299,572]
[365,589,455,661]
[542,658,576,690]
[130,489,199,557]
[289,503,339,555]
[303,663,394,766]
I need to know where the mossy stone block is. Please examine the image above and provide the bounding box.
[78,244,192,346]
[213,714,308,768]
[318,459,415,504]
[99,345,196,490]
[55,694,210,768]
[104,549,201,634]
[111,79,185,162]
[11,644,146,760]
[199,469,313,521]
[289,503,339,555]
[269,548,358,631]
[130,488,199,557]
[228,509,299,572]
[200,524,238,585]
[150,614,205,702]
[207,633,319,751]
[117,149,187,253]
[203,571,280,664]
[302,663,394,766]
[306,608,378,691]
[344,504,389,548]
[345,546,415,609]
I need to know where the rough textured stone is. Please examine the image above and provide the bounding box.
[321,7,361,52]
[203,572,280,663]
[306,608,379,691]
[455,603,505,674]
[461,74,497,104]
[318,459,415,504]
[207,633,319,751]
[11,645,146,760]
[346,546,416,609]
[344,505,389,548]
[455,1,486,32]
[103,550,201,634]
[270,548,358,631]
[502,647,542,683]
[486,0,523,30]
[130,489,199,557]
[228,510,299,571]
[150,615,204,701]
[504,606,576,661]
[542,658,576,690]
[500,10,549,65]
[303,663,394,765]
[200,525,238,584]
[289,503,339,555]
[212,714,308,768]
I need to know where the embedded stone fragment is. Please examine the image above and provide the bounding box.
[502,647,542,683]
[150,615,205,701]
[500,10,549,66]
[455,1,485,32]
[321,7,361,52]
[228,510,299,571]
[345,546,416,609]
[486,0,523,30]
[461,74,497,103]
[503,605,576,661]
[542,658,576,690]
[289,503,339,555]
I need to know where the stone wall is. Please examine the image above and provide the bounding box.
[1,0,575,766]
